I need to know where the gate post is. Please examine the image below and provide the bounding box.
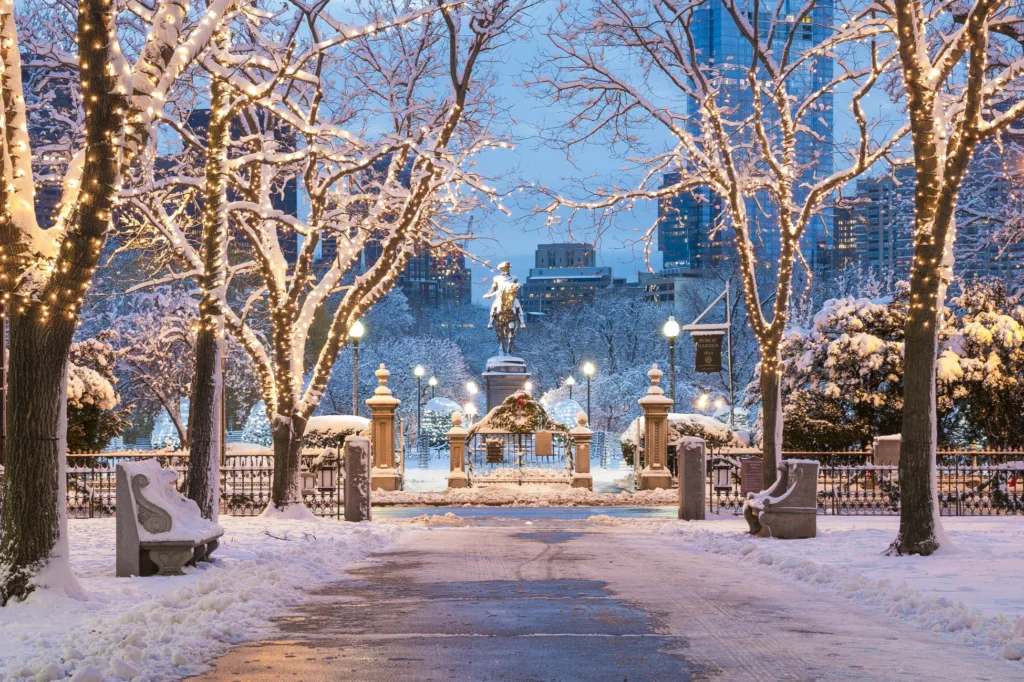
[344,435,372,522]
[571,412,593,490]
[638,364,674,490]
[447,411,469,489]
[366,364,402,491]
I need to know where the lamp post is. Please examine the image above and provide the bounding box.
[582,361,595,418]
[428,376,437,399]
[466,380,478,416]
[414,365,425,445]
[350,320,365,416]
[662,315,681,405]
[524,380,533,393]
[565,375,576,400]
[463,402,478,428]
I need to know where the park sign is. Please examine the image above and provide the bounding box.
[693,332,724,373]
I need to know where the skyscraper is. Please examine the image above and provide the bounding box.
[657,2,836,273]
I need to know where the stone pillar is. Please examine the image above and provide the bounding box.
[570,411,593,490]
[366,363,402,491]
[447,411,469,489]
[638,363,674,490]
[482,356,530,411]
[678,436,706,520]
[344,435,372,522]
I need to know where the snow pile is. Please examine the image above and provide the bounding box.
[0,517,408,681]
[305,414,370,434]
[587,515,1024,665]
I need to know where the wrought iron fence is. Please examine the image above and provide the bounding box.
[707,448,1024,516]
[58,451,346,519]
[466,432,572,485]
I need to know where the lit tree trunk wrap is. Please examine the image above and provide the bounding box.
[186,73,230,520]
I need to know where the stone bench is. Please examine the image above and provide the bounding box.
[116,460,224,577]
[743,460,819,539]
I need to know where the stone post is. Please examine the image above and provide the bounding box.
[638,363,674,490]
[366,363,402,491]
[344,435,372,522]
[678,436,706,520]
[570,411,593,490]
[447,411,469,489]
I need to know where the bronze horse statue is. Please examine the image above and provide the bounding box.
[494,281,524,355]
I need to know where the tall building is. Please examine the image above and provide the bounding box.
[396,245,473,307]
[657,2,836,273]
[535,243,595,268]
[522,243,620,315]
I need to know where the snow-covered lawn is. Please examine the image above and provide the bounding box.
[589,514,1024,664]
[0,516,409,681]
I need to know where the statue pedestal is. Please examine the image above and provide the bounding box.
[483,356,530,411]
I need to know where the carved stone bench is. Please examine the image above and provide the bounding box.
[116,460,224,577]
[743,460,819,539]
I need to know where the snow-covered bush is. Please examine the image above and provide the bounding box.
[67,335,132,453]
[620,413,744,466]
[764,286,910,450]
[938,279,1024,447]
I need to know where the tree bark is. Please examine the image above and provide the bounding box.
[185,324,222,520]
[0,315,76,604]
[270,413,307,510]
[759,356,782,490]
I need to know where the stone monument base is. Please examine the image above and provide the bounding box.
[482,356,531,411]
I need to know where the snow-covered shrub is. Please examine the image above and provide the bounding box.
[765,286,911,450]
[67,335,132,453]
[620,413,743,466]
[938,279,1024,447]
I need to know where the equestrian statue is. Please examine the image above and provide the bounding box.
[483,261,526,355]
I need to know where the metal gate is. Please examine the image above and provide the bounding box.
[467,432,573,485]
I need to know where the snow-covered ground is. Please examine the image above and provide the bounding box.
[0,517,409,681]
[588,514,1024,665]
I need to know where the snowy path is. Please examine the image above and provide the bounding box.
[191,518,1018,681]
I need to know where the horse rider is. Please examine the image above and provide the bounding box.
[483,261,525,330]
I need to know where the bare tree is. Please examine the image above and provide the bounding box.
[0,0,233,604]
[532,0,901,487]
[126,0,530,515]
[867,0,1024,555]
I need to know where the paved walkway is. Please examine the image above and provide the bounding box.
[192,519,1018,681]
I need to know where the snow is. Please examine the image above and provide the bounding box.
[0,517,409,681]
[118,460,223,543]
[586,515,1024,665]
[305,414,370,434]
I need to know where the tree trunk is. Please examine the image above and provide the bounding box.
[888,271,943,556]
[185,322,222,520]
[0,314,82,604]
[270,413,308,512]
[759,357,782,490]
[185,70,229,521]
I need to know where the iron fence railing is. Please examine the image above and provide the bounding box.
[707,448,1024,516]
[466,432,573,485]
[2,446,1022,518]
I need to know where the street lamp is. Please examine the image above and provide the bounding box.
[695,393,709,411]
[565,375,576,400]
[662,315,681,405]
[466,380,479,413]
[350,319,365,416]
[463,402,478,428]
[524,380,533,393]
[428,376,437,399]
[414,365,425,451]
[582,362,595,418]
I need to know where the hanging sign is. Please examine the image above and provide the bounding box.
[693,332,724,373]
